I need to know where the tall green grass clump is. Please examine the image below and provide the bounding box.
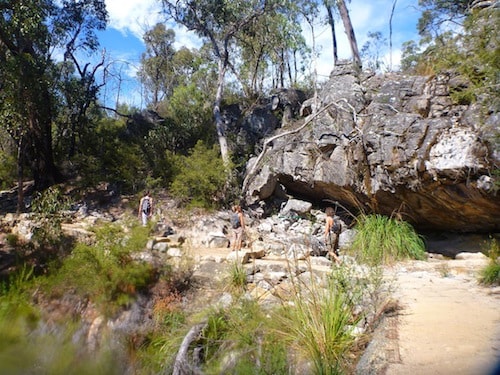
[351,214,426,265]
[480,238,500,285]
[273,269,361,374]
[226,260,247,292]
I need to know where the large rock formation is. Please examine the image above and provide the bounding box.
[243,64,500,232]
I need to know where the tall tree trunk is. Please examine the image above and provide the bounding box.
[337,0,362,68]
[213,57,230,166]
[16,135,25,214]
[325,2,339,65]
[26,84,59,191]
[389,0,398,71]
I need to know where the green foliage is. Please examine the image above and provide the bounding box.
[31,186,71,215]
[198,301,288,374]
[0,0,108,190]
[0,266,124,374]
[74,117,148,191]
[44,223,155,314]
[0,311,123,375]
[273,268,360,374]
[401,5,499,108]
[0,150,16,189]
[480,238,500,285]
[226,261,247,292]
[30,186,72,250]
[351,214,426,265]
[170,141,231,208]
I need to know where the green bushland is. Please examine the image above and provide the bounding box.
[0,150,16,189]
[41,222,156,315]
[351,214,426,265]
[480,238,500,286]
[170,141,234,209]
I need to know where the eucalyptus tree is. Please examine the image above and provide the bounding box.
[161,0,296,165]
[0,0,107,201]
[320,0,361,68]
[235,4,310,95]
[323,0,339,65]
[138,24,177,110]
[417,0,472,41]
[336,0,361,67]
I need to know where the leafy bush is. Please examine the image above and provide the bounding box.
[44,223,155,314]
[170,141,231,208]
[480,238,500,285]
[351,214,426,265]
[29,186,74,262]
[0,150,16,189]
[73,117,148,192]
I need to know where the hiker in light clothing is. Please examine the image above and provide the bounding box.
[231,205,245,251]
[138,191,153,226]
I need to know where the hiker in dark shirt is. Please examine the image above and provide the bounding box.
[138,191,153,226]
[324,206,341,264]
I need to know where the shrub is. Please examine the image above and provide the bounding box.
[43,222,155,314]
[226,261,247,292]
[480,238,500,285]
[351,214,426,265]
[0,150,16,189]
[170,141,231,209]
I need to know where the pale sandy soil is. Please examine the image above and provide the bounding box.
[384,258,500,375]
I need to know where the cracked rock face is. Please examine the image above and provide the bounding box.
[244,67,499,232]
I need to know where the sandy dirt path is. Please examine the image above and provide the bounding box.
[384,258,500,375]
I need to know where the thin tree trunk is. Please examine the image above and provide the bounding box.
[389,0,398,71]
[16,136,24,214]
[325,3,339,65]
[214,57,230,166]
[337,0,362,68]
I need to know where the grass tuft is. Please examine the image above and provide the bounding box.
[351,214,426,265]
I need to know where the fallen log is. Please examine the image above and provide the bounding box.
[172,321,207,375]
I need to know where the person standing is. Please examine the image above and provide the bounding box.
[324,206,341,264]
[230,205,245,251]
[138,191,153,226]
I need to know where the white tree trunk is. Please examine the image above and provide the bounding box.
[214,58,230,166]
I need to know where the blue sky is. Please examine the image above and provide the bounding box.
[97,0,422,108]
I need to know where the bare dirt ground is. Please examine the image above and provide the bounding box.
[383,257,500,375]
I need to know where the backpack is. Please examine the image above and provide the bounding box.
[230,213,241,229]
[142,197,151,214]
[330,219,341,234]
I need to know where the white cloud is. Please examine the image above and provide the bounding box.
[105,0,163,38]
[101,0,421,106]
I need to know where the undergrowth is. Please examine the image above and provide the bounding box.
[351,214,426,265]
[479,238,500,285]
